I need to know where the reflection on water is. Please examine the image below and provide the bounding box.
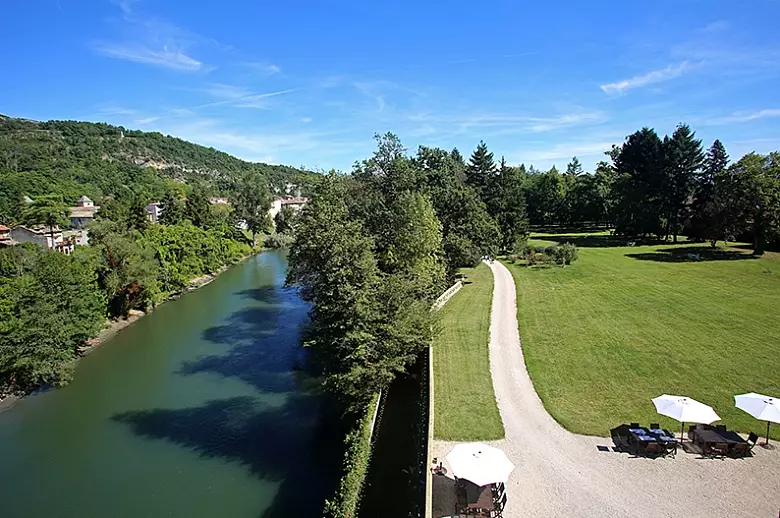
[0,251,343,518]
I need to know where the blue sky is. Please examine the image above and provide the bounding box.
[2,0,780,172]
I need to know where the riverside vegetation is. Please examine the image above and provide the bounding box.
[0,116,311,396]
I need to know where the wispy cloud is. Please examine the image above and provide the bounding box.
[704,108,780,125]
[600,62,690,94]
[242,62,281,75]
[111,0,137,15]
[94,2,215,72]
[195,87,302,109]
[94,44,202,71]
[135,116,162,125]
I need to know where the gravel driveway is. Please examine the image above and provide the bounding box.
[432,260,780,518]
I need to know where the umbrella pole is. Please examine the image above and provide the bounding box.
[680,422,685,444]
[763,421,775,449]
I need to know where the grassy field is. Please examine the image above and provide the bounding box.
[506,234,780,438]
[432,263,504,441]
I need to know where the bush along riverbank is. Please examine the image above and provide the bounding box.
[0,220,257,401]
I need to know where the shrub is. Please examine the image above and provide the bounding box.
[264,232,294,249]
[560,242,579,266]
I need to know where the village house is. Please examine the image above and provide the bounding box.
[69,195,100,228]
[209,196,230,205]
[268,196,308,219]
[10,225,74,254]
[0,224,15,246]
[145,202,163,223]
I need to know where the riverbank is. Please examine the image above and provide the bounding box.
[0,250,260,410]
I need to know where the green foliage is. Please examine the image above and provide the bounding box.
[323,394,378,518]
[20,194,70,235]
[0,116,314,222]
[184,186,212,228]
[139,220,250,293]
[0,248,105,390]
[263,232,294,249]
[231,170,273,243]
[158,192,184,225]
[88,220,161,317]
[465,141,496,195]
[485,158,529,252]
[274,205,297,234]
[716,152,780,254]
[559,242,579,265]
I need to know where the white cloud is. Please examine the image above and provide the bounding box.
[600,62,690,94]
[135,116,161,125]
[300,117,312,123]
[706,109,780,124]
[94,44,202,71]
[195,88,301,109]
[242,62,281,75]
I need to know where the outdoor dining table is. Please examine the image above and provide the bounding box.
[692,428,748,456]
[456,479,494,515]
[629,428,677,454]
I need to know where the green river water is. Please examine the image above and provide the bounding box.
[0,251,343,518]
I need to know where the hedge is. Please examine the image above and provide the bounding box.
[323,393,379,518]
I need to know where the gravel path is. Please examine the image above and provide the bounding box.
[432,260,780,518]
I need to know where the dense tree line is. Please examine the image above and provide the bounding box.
[286,134,528,413]
[0,172,270,394]
[0,115,315,222]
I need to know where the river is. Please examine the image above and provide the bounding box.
[0,251,343,518]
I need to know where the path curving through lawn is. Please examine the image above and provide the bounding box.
[432,260,780,518]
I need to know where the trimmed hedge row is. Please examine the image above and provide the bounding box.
[323,393,379,518]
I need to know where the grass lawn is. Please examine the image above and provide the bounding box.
[507,234,780,438]
[432,263,504,441]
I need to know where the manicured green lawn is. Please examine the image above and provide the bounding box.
[507,234,780,438]
[432,263,504,441]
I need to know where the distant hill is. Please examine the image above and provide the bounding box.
[0,115,316,220]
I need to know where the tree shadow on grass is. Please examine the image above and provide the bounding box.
[542,234,677,248]
[625,246,758,263]
[112,394,345,518]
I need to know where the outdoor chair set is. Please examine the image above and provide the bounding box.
[687,424,757,458]
[455,479,507,517]
[611,423,678,457]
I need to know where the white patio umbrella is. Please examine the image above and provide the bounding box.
[652,394,720,441]
[735,392,780,448]
[445,442,515,487]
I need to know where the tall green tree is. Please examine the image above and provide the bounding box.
[486,158,528,251]
[89,220,161,317]
[184,186,212,229]
[231,171,272,244]
[612,128,666,236]
[718,152,780,254]
[466,141,496,195]
[159,191,184,225]
[663,124,704,241]
[690,140,729,241]
[0,250,105,389]
[274,205,297,234]
[20,194,70,247]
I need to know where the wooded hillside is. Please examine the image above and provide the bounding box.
[0,115,314,221]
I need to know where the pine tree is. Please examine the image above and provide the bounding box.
[159,192,184,225]
[663,124,704,241]
[690,140,729,241]
[466,141,496,195]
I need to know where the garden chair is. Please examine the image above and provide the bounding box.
[747,432,759,452]
[716,424,727,432]
[490,493,507,517]
[729,442,749,458]
[630,422,640,429]
[649,423,660,430]
[709,442,729,459]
